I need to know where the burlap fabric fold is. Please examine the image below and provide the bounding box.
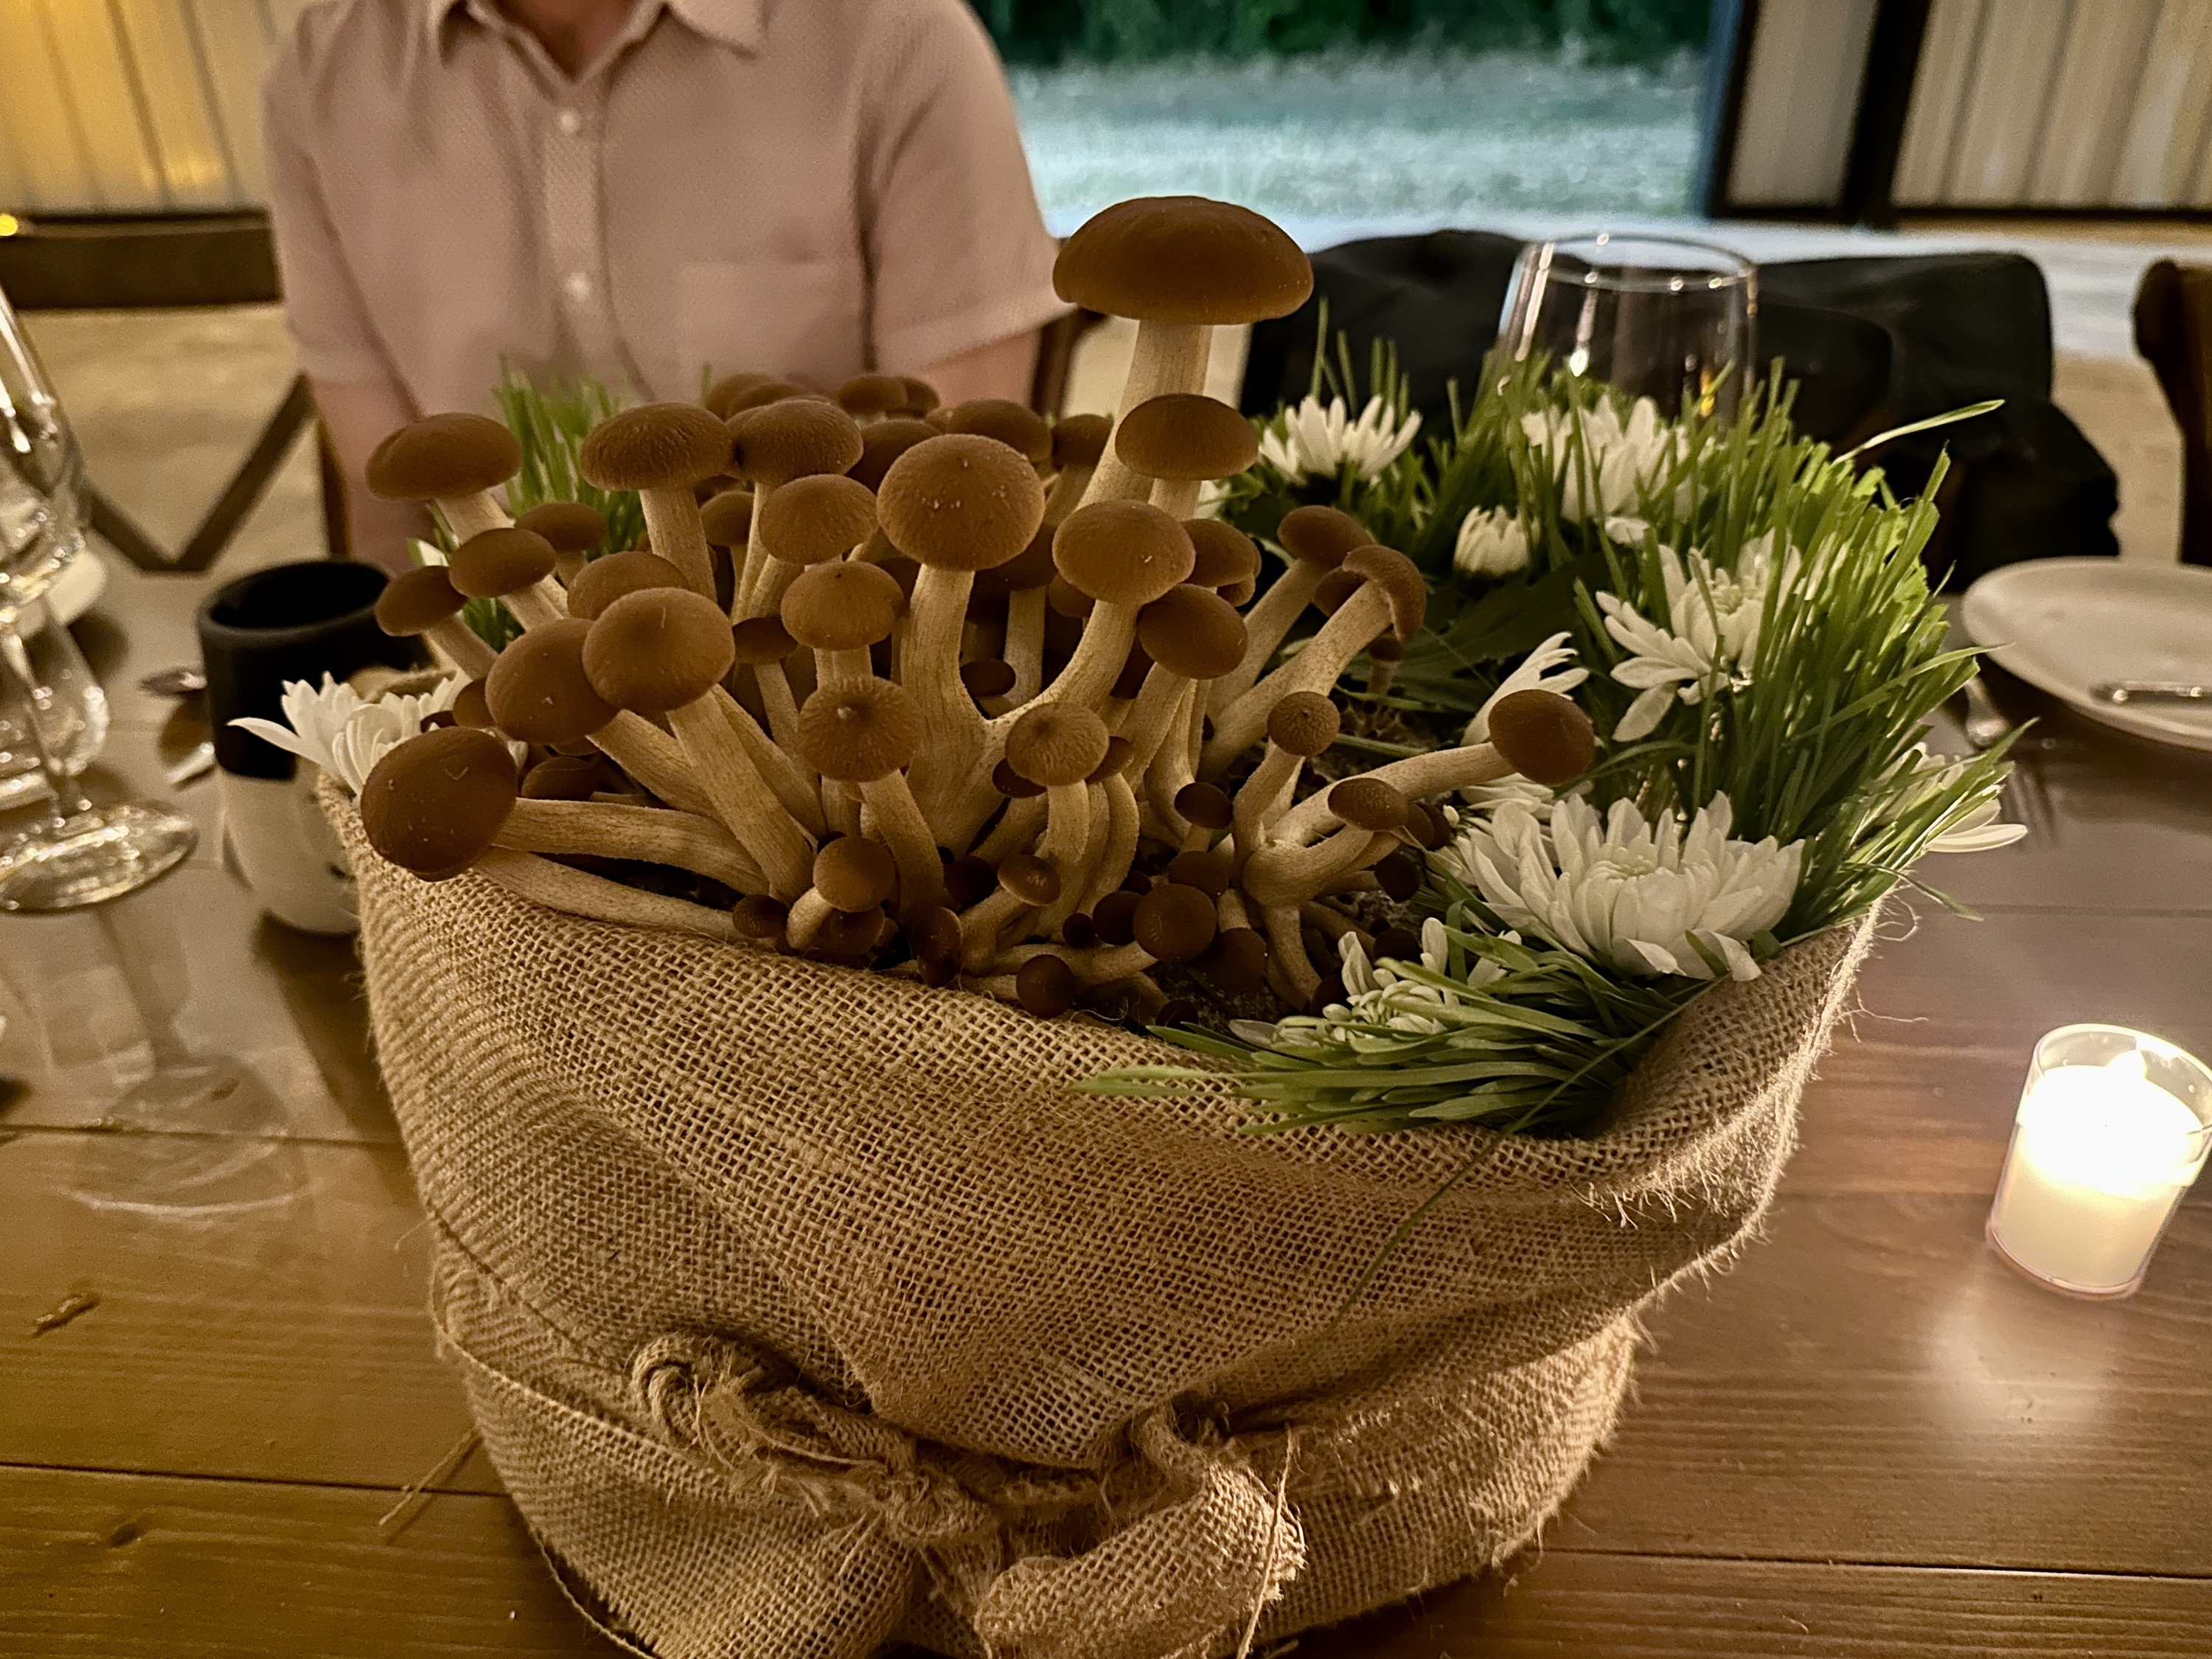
[331,793,1873,1658]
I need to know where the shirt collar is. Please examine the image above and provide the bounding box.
[424,0,761,59]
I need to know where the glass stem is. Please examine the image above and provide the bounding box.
[0,616,93,827]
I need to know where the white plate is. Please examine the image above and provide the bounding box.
[1961,559,2212,751]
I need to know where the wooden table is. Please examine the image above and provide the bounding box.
[4,551,2208,1656]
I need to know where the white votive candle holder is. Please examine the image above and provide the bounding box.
[1987,1024,2212,1299]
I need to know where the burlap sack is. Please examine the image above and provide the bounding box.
[332,794,1873,1658]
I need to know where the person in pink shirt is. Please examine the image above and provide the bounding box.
[265,0,1066,569]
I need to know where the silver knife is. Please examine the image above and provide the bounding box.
[2090,681,2211,705]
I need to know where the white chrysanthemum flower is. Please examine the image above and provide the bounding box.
[1522,395,1677,521]
[1285,919,1517,1047]
[1436,792,1801,982]
[1604,515,1653,545]
[1886,745,2028,854]
[1453,506,1531,578]
[1596,532,1800,742]
[1259,394,1423,484]
[230,672,463,795]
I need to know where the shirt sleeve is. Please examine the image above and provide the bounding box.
[860,0,1068,372]
[262,27,401,389]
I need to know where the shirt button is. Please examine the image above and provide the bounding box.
[557,108,582,137]
[565,272,594,303]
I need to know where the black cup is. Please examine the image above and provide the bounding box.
[196,562,425,779]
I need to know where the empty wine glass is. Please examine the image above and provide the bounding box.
[0,282,196,911]
[1498,233,1757,421]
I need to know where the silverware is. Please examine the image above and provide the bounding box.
[1960,674,2014,750]
[2091,680,2210,705]
[163,742,215,788]
[139,665,207,698]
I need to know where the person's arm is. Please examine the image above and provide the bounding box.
[313,377,433,576]
[863,1,1066,406]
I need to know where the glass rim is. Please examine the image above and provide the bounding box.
[2025,1022,2212,1133]
[1526,232,1756,294]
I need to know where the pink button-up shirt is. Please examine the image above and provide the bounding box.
[264,0,1065,415]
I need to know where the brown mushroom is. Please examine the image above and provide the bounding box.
[580,403,733,601]
[1232,690,1339,866]
[786,835,899,950]
[358,726,518,877]
[582,586,815,898]
[836,372,910,425]
[732,614,804,751]
[515,501,609,586]
[565,549,688,622]
[1485,688,1596,786]
[1208,504,1374,717]
[959,850,1060,972]
[781,559,905,687]
[793,677,944,913]
[1113,393,1259,520]
[1054,197,1310,509]
[847,417,937,491]
[1244,776,1409,907]
[1044,413,1113,524]
[1026,501,1194,717]
[1004,702,1109,914]
[374,563,496,679]
[897,376,942,417]
[699,489,755,551]
[742,471,877,622]
[449,526,566,629]
[1204,546,1425,773]
[1184,519,1261,594]
[703,372,779,419]
[1122,582,1246,782]
[726,399,866,615]
[492,796,768,894]
[484,619,616,745]
[974,524,1063,706]
[1014,953,1079,1017]
[941,397,1053,467]
[365,414,521,542]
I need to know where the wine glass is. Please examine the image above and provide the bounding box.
[0,283,197,911]
[1498,233,1757,421]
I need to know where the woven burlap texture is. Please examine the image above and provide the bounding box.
[332,792,1872,1659]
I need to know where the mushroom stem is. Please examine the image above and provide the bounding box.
[1037,780,1092,891]
[902,565,990,831]
[1259,904,1321,1004]
[1018,597,1138,716]
[1121,667,1192,779]
[1032,781,1108,939]
[1267,743,1510,848]
[639,485,718,602]
[817,647,874,689]
[1300,900,1371,958]
[553,552,588,588]
[1042,463,1096,526]
[590,711,716,819]
[501,578,570,632]
[959,888,1037,973]
[855,771,946,913]
[975,793,1047,865]
[1081,321,1212,508]
[1003,588,1048,706]
[823,779,863,838]
[1149,476,1203,521]
[1077,771,1141,915]
[437,491,509,543]
[740,557,803,625]
[1142,695,1202,843]
[1231,741,1304,866]
[665,697,815,899]
[425,616,498,681]
[474,849,742,945]
[1217,887,1253,932]
[493,797,768,894]
[1242,822,1387,907]
[989,939,1156,987]
[753,660,801,752]
[1204,585,1395,775]
[712,688,828,838]
[1208,561,1332,718]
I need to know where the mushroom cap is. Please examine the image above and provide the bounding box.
[358,726,518,875]
[991,759,1045,799]
[375,564,467,635]
[449,526,557,598]
[1091,734,1135,784]
[1339,545,1427,639]
[1006,703,1110,788]
[727,399,864,487]
[582,588,737,713]
[1374,849,1424,902]
[1486,689,1596,787]
[1051,501,1195,605]
[1046,575,1095,619]
[1276,504,1372,568]
[1367,634,1407,664]
[998,852,1061,907]
[1113,394,1259,481]
[1198,926,1268,993]
[813,835,898,912]
[848,417,937,490]
[452,678,495,728]
[580,403,733,493]
[731,615,798,667]
[1405,800,1450,852]
[960,658,1018,699]
[1221,577,1256,608]
[521,753,610,801]
[702,372,777,419]
[942,398,1052,467]
[1328,775,1408,834]
[781,560,904,651]
[796,676,925,783]
[514,501,608,556]
[1267,690,1340,757]
[836,372,910,419]
[485,618,619,745]
[1015,953,1079,1018]
[731,894,788,940]
[1054,197,1312,324]
[365,414,521,502]
[945,855,998,909]
[974,524,1060,597]
[1132,882,1218,961]
[1135,584,1247,680]
[721,378,821,417]
[1091,888,1141,946]
[1174,780,1234,831]
[1184,519,1261,590]
[565,549,687,621]
[1165,848,1233,897]
[877,434,1046,572]
[906,902,963,962]
[699,490,755,548]
[897,376,942,415]
[757,473,877,566]
[1050,412,1113,471]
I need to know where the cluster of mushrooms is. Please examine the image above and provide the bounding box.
[355,197,1592,1023]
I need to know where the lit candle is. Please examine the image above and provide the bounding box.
[1987,1026,2212,1298]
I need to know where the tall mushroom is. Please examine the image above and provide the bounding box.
[782,560,904,688]
[375,564,497,680]
[1051,197,1310,507]
[1232,691,1338,866]
[793,677,945,914]
[582,587,815,900]
[1111,393,1259,522]
[449,526,566,630]
[366,413,521,543]
[1043,414,1112,524]
[579,403,733,602]
[515,501,608,586]
[745,471,877,622]
[1026,501,1194,717]
[1208,504,1371,717]
[970,524,1058,708]
[726,399,865,616]
[1004,703,1110,905]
